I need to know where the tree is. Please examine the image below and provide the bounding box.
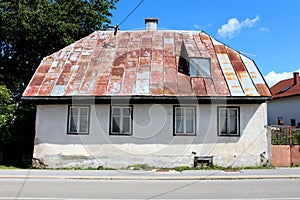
[0,0,119,164]
[0,0,119,98]
[0,85,15,144]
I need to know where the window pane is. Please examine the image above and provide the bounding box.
[229,117,237,134]
[185,108,193,117]
[190,58,211,77]
[112,108,120,116]
[219,116,227,134]
[190,59,200,77]
[70,114,78,132]
[185,108,194,133]
[220,118,227,134]
[219,108,227,118]
[229,109,237,134]
[80,107,88,115]
[219,108,227,134]
[176,117,184,133]
[112,117,120,133]
[176,108,183,117]
[123,107,131,116]
[70,108,78,116]
[186,118,194,133]
[79,115,88,133]
[123,117,130,133]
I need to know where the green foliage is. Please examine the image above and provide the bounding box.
[128,164,154,171]
[0,165,20,169]
[0,85,15,144]
[0,0,119,164]
[173,166,192,172]
[291,130,300,145]
[96,165,115,170]
[42,165,116,170]
[271,128,300,145]
[0,0,119,98]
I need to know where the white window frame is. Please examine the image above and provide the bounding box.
[68,105,90,135]
[218,107,240,136]
[110,106,133,135]
[174,106,196,136]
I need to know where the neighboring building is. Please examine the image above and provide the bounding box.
[268,72,300,126]
[23,19,271,169]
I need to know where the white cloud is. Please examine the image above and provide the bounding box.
[193,23,212,30]
[264,68,300,87]
[260,27,270,32]
[217,16,259,39]
[193,24,201,30]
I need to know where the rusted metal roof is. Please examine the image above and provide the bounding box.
[23,30,271,98]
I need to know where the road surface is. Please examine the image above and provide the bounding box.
[1,178,300,199]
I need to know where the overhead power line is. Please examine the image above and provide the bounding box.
[118,0,145,27]
[102,0,145,35]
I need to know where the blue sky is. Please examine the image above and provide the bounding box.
[110,0,300,86]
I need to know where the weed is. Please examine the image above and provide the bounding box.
[0,165,20,169]
[128,164,154,171]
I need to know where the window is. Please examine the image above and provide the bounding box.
[189,57,211,78]
[111,106,133,135]
[218,107,239,136]
[291,119,296,126]
[68,106,90,135]
[174,106,196,135]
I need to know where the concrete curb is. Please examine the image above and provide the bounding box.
[1,174,300,180]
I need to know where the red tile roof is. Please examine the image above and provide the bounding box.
[270,74,300,99]
[23,30,271,98]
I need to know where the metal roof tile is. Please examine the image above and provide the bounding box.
[191,78,207,96]
[216,53,245,96]
[23,30,271,99]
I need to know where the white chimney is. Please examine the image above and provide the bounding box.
[145,18,158,31]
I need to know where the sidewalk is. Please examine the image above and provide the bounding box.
[0,167,300,180]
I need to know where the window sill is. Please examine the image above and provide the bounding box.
[67,133,89,135]
[174,134,196,136]
[218,134,240,137]
[110,133,132,136]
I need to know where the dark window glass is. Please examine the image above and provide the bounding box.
[68,106,89,135]
[111,106,132,135]
[174,107,195,135]
[218,107,239,136]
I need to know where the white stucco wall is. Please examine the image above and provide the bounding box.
[267,96,300,126]
[34,103,269,168]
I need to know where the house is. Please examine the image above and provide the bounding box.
[22,19,272,169]
[268,72,300,126]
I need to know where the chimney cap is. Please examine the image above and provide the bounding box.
[145,18,158,24]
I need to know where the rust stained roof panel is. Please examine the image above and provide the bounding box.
[216,53,245,96]
[240,54,271,96]
[23,30,270,99]
[199,33,230,95]
[226,47,259,96]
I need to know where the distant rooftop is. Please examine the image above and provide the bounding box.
[270,72,300,99]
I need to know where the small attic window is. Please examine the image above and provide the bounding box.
[189,58,211,78]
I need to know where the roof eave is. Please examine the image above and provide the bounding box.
[22,96,271,105]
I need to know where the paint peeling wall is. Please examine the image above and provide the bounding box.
[34,103,269,168]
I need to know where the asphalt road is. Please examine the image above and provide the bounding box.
[1,178,300,199]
